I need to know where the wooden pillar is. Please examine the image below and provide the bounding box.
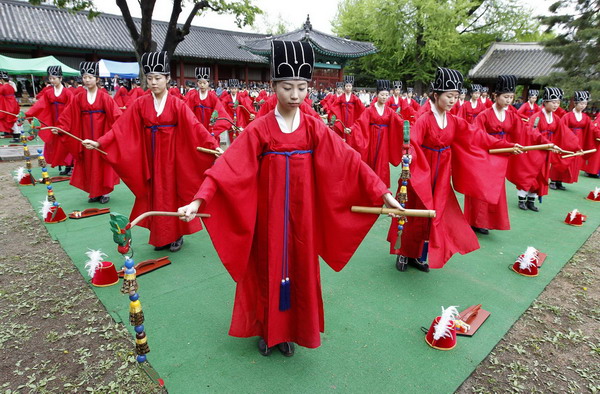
[338,68,343,81]
[244,65,249,86]
[179,60,185,87]
[214,63,219,86]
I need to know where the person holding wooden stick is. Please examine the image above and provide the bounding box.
[178,40,402,356]
[386,67,520,272]
[57,62,121,204]
[82,52,221,253]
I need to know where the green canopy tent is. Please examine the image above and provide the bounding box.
[0,54,79,96]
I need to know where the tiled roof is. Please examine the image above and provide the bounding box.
[0,0,269,64]
[242,16,377,59]
[469,42,562,80]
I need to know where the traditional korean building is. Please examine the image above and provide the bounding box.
[0,0,376,89]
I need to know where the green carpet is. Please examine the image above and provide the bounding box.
[14,164,600,393]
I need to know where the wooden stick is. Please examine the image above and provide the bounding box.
[40,126,107,155]
[0,109,18,117]
[127,211,211,229]
[351,206,436,218]
[489,144,554,154]
[561,149,597,158]
[596,138,600,142]
[196,146,221,155]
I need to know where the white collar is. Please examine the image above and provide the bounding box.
[231,93,237,102]
[199,90,208,100]
[430,102,447,129]
[86,88,97,105]
[394,96,399,104]
[542,107,553,124]
[345,92,352,101]
[529,101,536,109]
[152,91,168,117]
[53,84,63,97]
[470,99,478,108]
[274,105,300,134]
[573,109,583,122]
[375,102,385,116]
[493,104,506,122]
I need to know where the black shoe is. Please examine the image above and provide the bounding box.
[518,197,528,210]
[471,226,489,235]
[408,258,430,272]
[88,196,101,203]
[169,237,184,252]
[526,197,539,212]
[549,182,557,190]
[258,338,272,356]
[277,342,295,357]
[555,181,566,191]
[395,255,409,271]
[585,173,599,178]
[153,243,170,251]
[99,195,110,204]
[59,166,73,176]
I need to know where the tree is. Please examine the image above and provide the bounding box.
[535,0,600,96]
[30,0,261,62]
[333,0,547,90]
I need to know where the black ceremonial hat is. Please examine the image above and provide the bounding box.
[47,66,62,77]
[481,86,489,93]
[336,82,344,89]
[432,67,463,92]
[573,91,590,102]
[271,40,314,82]
[393,81,402,90]
[543,87,563,101]
[495,75,517,94]
[141,51,170,75]
[228,79,240,88]
[407,87,414,93]
[527,89,539,97]
[460,88,468,95]
[470,84,482,92]
[376,79,391,92]
[0,70,8,80]
[133,78,140,85]
[343,75,354,85]
[79,62,99,77]
[195,67,210,80]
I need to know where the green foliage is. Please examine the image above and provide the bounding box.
[535,0,600,96]
[333,0,546,88]
[198,0,261,29]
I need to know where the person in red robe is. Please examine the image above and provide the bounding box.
[56,62,121,204]
[509,87,579,207]
[583,113,600,177]
[178,40,402,356]
[550,91,593,187]
[0,70,20,140]
[463,75,526,235]
[219,79,256,143]
[113,79,130,109]
[479,87,494,108]
[385,81,404,113]
[516,89,540,121]
[168,80,183,100]
[457,84,486,124]
[329,75,365,137]
[185,67,233,145]
[128,78,144,102]
[450,88,467,115]
[256,92,321,120]
[349,79,405,187]
[83,52,220,252]
[387,68,520,272]
[26,66,74,169]
[320,83,343,120]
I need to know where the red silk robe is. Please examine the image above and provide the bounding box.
[113,86,130,108]
[26,86,74,166]
[387,112,513,268]
[0,83,19,133]
[220,91,257,141]
[479,97,493,109]
[59,89,121,198]
[185,89,232,141]
[457,100,486,124]
[97,93,218,246]
[415,99,432,119]
[583,114,600,174]
[350,105,404,187]
[128,87,145,102]
[450,99,465,116]
[517,101,540,121]
[331,93,365,137]
[551,111,594,183]
[194,111,388,349]
[168,87,183,100]
[463,107,525,230]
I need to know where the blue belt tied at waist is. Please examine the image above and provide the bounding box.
[489,131,506,136]
[261,149,313,311]
[146,124,176,156]
[81,110,106,139]
[421,145,450,194]
[195,104,214,124]
[370,123,389,168]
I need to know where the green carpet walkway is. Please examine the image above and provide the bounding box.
[14,164,600,393]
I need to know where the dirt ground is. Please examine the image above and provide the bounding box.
[0,159,598,393]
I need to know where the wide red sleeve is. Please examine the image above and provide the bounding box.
[184,88,199,110]
[346,107,372,158]
[25,90,53,130]
[388,111,405,167]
